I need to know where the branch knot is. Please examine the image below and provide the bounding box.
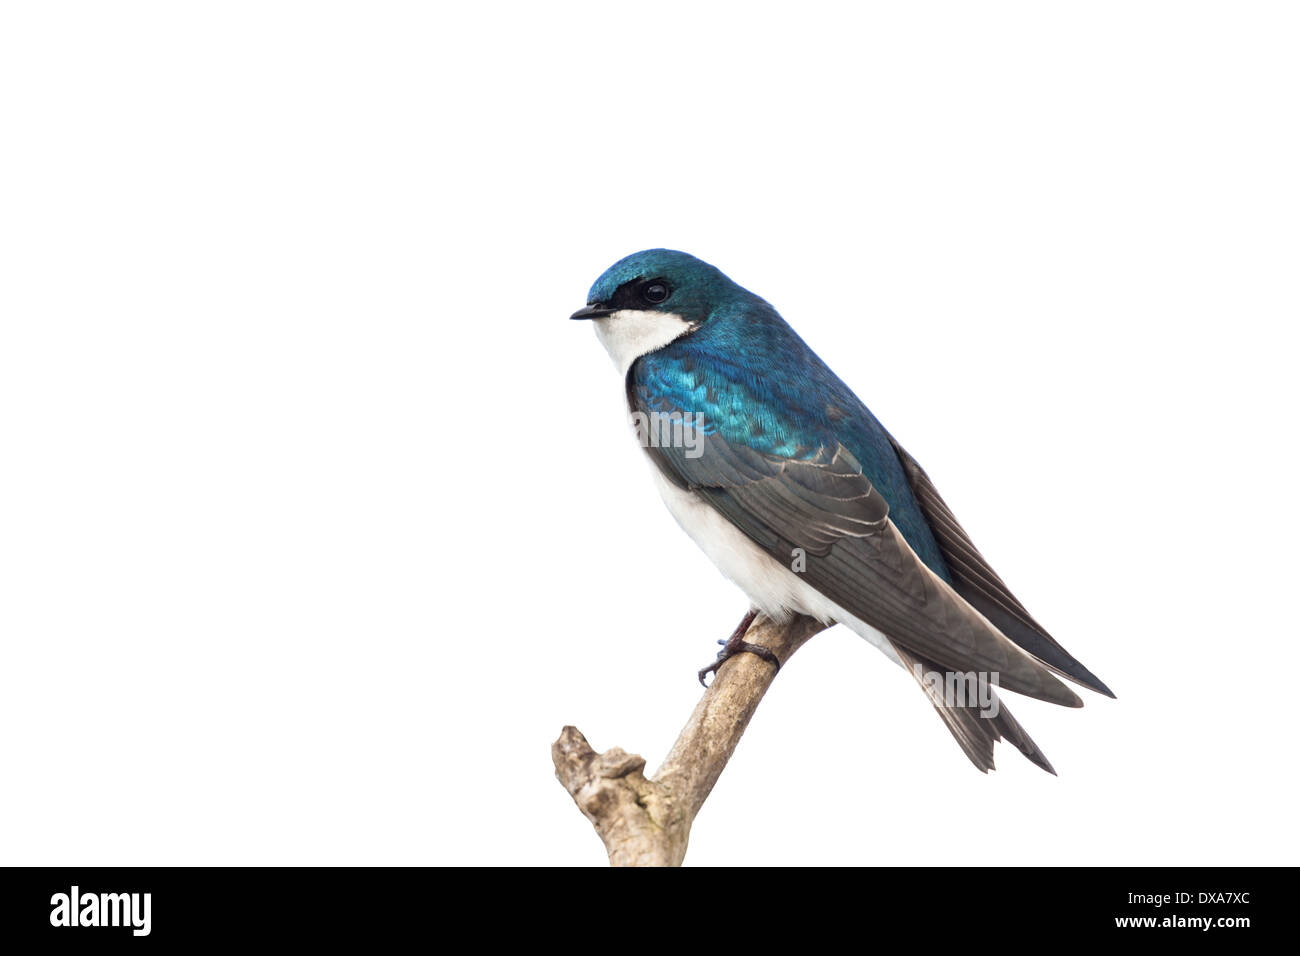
[553,613,827,866]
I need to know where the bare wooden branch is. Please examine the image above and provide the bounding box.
[552,612,828,866]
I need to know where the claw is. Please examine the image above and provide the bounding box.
[696,609,778,687]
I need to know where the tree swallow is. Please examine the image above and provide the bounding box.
[572,249,1113,773]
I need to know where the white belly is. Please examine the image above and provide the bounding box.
[649,466,903,666]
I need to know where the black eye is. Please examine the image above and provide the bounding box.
[641,282,670,304]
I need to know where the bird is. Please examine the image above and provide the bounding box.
[571,249,1113,774]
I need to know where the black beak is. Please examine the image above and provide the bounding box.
[570,302,615,320]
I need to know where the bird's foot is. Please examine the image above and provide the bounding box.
[697,608,781,687]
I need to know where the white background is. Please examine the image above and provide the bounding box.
[2,2,1297,866]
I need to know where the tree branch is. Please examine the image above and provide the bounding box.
[552,612,827,866]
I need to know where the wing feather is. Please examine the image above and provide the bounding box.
[888,438,1115,698]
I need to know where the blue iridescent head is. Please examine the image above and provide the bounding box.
[570,249,753,326]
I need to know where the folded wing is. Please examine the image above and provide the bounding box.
[636,394,1082,708]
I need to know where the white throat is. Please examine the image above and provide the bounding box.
[592,309,695,375]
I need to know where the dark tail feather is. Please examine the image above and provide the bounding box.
[893,643,1057,775]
